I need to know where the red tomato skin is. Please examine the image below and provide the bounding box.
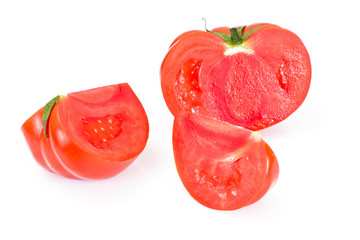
[161,24,311,130]
[22,83,149,180]
[22,108,54,173]
[172,113,279,210]
[39,108,81,179]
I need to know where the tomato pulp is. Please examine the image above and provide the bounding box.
[22,83,149,180]
[161,23,311,130]
[173,113,279,210]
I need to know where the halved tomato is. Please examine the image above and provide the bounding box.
[22,83,149,180]
[161,23,311,130]
[173,113,279,210]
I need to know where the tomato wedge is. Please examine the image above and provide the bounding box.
[22,83,149,180]
[161,23,311,130]
[173,113,279,210]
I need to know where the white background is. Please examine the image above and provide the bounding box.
[1,0,359,239]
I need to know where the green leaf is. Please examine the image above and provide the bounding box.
[211,31,232,45]
[241,26,263,42]
[236,26,246,37]
[42,95,60,138]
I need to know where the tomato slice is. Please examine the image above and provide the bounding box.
[172,113,279,210]
[22,83,149,180]
[161,23,311,130]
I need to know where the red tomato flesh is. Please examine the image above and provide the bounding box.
[173,113,279,210]
[22,83,149,180]
[161,23,311,130]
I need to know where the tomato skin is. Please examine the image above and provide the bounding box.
[22,107,54,173]
[161,23,311,130]
[173,113,279,210]
[22,83,149,180]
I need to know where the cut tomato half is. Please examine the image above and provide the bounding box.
[22,83,149,180]
[172,113,279,210]
[161,23,311,130]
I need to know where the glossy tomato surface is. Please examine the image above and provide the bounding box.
[161,23,311,130]
[173,113,279,210]
[22,83,149,180]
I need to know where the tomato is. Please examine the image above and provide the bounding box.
[173,113,279,210]
[161,23,311,130]
[22,83,149,180]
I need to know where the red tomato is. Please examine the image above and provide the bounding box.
[161,23,311,130]
[173,113,279,210]
[22,83,149,180]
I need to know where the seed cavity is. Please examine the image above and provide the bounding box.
[194,156,248,197]
[277,60,288,90]
[81,114,123,149]
[175,58,203,112]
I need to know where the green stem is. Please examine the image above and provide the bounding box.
[229,27,242,44]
